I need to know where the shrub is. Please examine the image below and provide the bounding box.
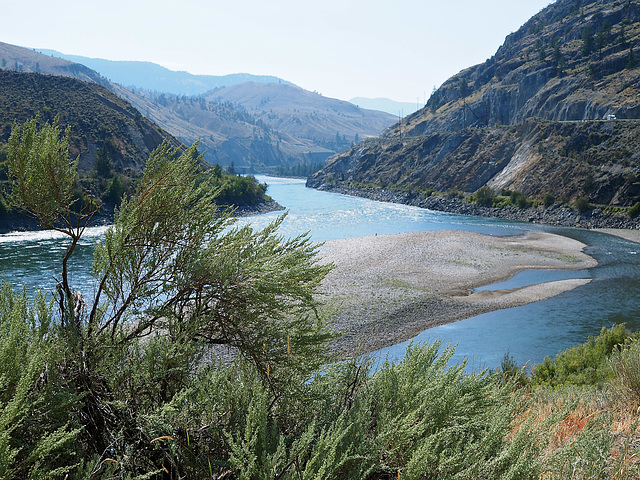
[574,196,591,213]
[608,339,640,408]
[543,193,556,208]
[473,185,496,207]
[628,201,640,218]
[532,325,636,386]
[4,117,335,477]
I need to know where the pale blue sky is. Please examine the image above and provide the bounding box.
[5,0,552,102]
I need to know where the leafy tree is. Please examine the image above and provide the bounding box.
[582,25,595,56]
[102,174,124,204]
[543,193,555,208]
[211,162,223,179]
[574,196,591,213]
[7,116,101,329]
[473,185,496,207]
[94,143,113,178]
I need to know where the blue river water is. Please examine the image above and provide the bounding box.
[1,175,639,370]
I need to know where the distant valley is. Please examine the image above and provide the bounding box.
[1,43,398,172]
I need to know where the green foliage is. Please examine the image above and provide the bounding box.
[458,77,470,98]
[545,411,617,479]
[498,189,532,209]
[214,173,268,206]
[627,46,636,69]
[2,118,335,478]
[472,185,497,207]
[628,201,640,218]
[3,116,639,478]
[102,174,124,204]
[272,161,324,178]
[362,343,543,479]
[498,351,530,388]
[0,282,81,479]
[574,196,591,213]
[0,194,8,217]
[143,342,550,479]
[608,338,640,408]
[94,143,113,179]
[543,192,556,208]
[7,116,95,229]
[532,325,638,387]
[582,25,595,56]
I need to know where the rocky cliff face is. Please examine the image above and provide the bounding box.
[309,0,640,207]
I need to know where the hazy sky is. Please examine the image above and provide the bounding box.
[5,0,552,102]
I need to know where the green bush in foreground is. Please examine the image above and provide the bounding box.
[532,324,639,387]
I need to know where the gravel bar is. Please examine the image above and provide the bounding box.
[318,230,597,357]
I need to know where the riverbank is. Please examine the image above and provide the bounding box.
[319,229,597,357]
[311,183,640,230]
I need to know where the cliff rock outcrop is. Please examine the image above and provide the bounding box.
[309,0,640,207]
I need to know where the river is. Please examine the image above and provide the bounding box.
[1,175,639,370]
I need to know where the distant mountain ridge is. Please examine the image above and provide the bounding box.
[36,49,293,96]
[349,97,420,116]
[310,0,640,209]
[8,44,396,170]
[206,83,396,147]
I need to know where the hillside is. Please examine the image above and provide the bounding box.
[205,83,397,147]
[309,0,640,211]
[36,49,292,95]
[0,42,108,86]
[0,69,179,173]
[113,87,335,171]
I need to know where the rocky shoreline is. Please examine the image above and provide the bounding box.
[310,183,640,230]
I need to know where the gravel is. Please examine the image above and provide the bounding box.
[317,230,597,357]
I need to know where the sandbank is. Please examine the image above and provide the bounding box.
[318,230,597,356]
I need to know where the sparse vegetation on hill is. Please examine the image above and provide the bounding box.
[0,69,177,173]
[1,41,397,172]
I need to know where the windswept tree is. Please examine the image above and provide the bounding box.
[7,116,101,331]
[4,116,334,473]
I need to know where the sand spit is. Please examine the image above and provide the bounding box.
[318,230,597,356]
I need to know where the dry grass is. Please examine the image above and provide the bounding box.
[520,385,640,478]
